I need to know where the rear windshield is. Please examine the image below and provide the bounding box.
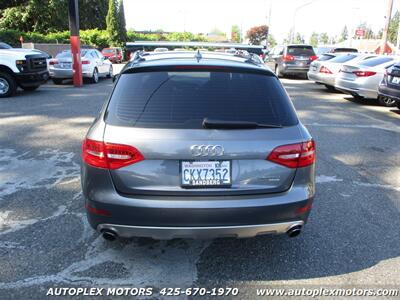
[329,54,358,63]
[358,57,394,67]
[318,54,335,61]
[287,46,315,56]
[56,50,88,58]
[106,70,298,129]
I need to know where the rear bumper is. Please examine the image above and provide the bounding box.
[335,78,378,99]
[378,84,400,101]
[307,72,335,86]
[82,164,315,239]
[281,64,310,74]
[49,68,93,79]
[98,221,304,239]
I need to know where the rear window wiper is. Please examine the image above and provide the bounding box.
[202,118,282,129]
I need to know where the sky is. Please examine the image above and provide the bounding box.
[124,0,399,43]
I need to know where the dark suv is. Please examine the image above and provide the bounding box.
[378,62,400,108]
[81,51,316,240]
[265,44,317,78]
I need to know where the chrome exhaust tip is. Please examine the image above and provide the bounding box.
[287,225,302,238]
[101,229,117,241]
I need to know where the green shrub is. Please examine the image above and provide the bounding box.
[0,29,209,49]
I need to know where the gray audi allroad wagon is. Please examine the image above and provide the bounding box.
[81,51,316,241]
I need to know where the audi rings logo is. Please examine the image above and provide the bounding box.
[190,145,224,157]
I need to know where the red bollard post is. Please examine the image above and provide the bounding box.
[68,0,82,87]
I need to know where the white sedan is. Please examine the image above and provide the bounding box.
[49,49,113,84]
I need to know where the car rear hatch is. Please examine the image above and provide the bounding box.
[284,45,316,67]
[102,67,308,196]
[387,64,400,88]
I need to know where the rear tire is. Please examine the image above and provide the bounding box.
[52,78,63,85]
[0,71,17,98]
[378,95,396,107]
[90,68,99,83]
[21,85,40,91]
[107,65,113,78]
[324,84,336,92]
[352,94,364,101]
[275,65,284,78]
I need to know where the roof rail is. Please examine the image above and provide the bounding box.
[126,41,266,55]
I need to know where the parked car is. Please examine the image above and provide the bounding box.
[81,51,316,240]
[101,47,123,63]
[153,47,169,52]
[378,62,400,107]
[49,49,113,84]
[335,56,399,104]
[0,42,13,49]
[308,53,377,90]
[315,46,358,55]
[0,45,49,97]
[265,44,317,78]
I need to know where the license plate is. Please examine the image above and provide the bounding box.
[391,76,400,84]
[297,61,306,66]
[60,63,71,69]
[181,161,231,187]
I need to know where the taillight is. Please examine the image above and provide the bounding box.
[352,70,376,77]
[319,66,332,74]
[267,140,316,168]
[283,54,295,61]
[82,60,90,65]
[49,60,57,65]
[310,55,318,61]
[82,138,144,170]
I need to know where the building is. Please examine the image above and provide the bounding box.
[335,39,396,54]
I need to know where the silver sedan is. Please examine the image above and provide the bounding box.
[49,49,113,84]
[335,56,399,100]
[308,53,376,91]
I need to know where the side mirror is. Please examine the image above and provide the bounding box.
[112,74,119,82]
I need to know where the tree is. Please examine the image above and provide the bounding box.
[80,0,108,30]
[106,0,120,46]
[0,0,27,10]
[246,25,269,45]
[268,34,277,48]
[318,32,329,44]
[231,25,241,43]
[0,0,68,33]
[339,25,348,42]
[293,32,304,44]
[0,0,109,33]
[117,0,127,43]
[388,10,400,44]
[309,32,319,47]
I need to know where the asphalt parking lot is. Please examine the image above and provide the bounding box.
[0,65,399,299]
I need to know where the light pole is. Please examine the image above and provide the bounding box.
[291,1,313,43]
[381,0,394,54]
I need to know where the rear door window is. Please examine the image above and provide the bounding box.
[287,46,315,56]
[358,57,394,67]
[106,70,298,128]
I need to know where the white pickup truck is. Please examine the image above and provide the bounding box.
[0,42,49,97]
